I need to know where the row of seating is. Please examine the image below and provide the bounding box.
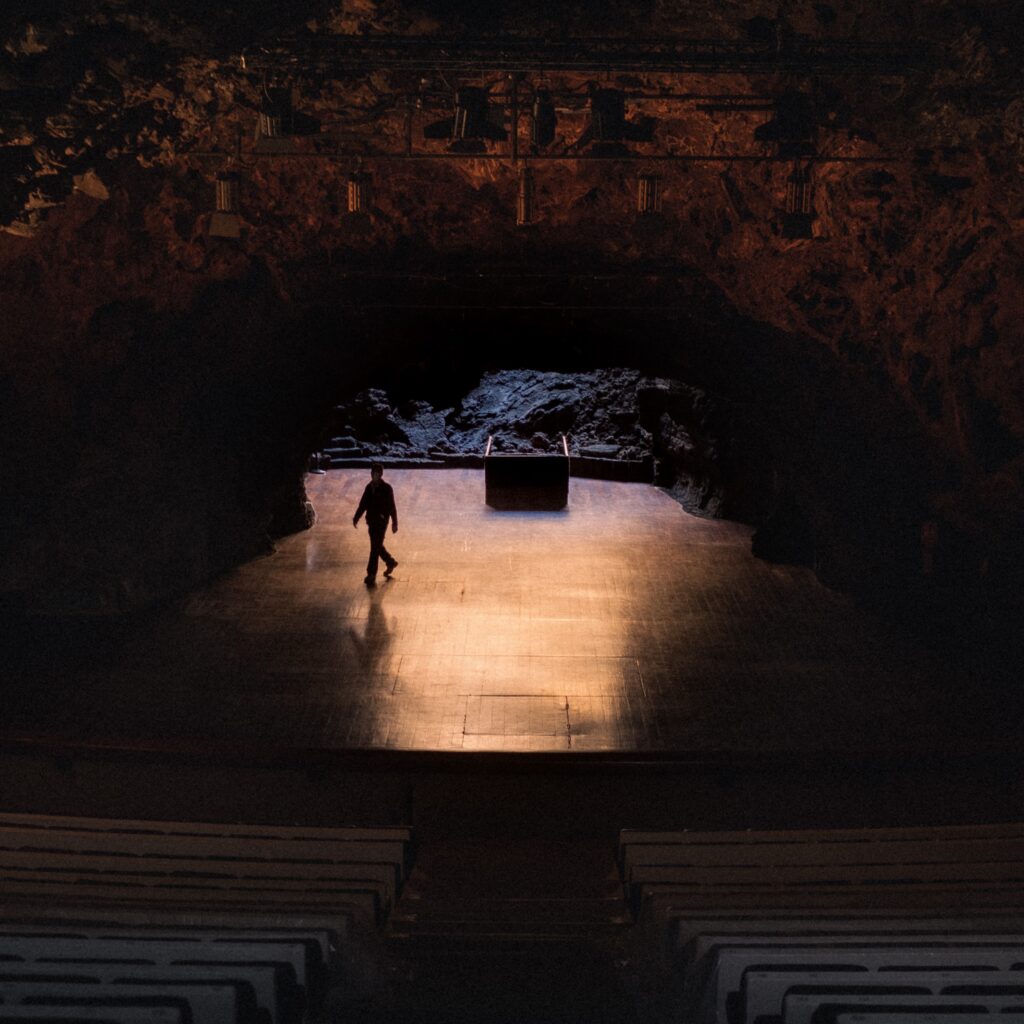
[0,1009,183,1023]
[0,811,414,1023]
[619,822,1024,1024]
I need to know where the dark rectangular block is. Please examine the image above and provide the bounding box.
[484,438,569,510]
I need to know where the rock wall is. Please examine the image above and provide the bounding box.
[1,266,324,614]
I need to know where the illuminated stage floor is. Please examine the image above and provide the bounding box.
[5,470,1012,754]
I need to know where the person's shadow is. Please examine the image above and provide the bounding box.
[346,584,395,684]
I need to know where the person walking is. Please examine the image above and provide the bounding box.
[353,463,398,585]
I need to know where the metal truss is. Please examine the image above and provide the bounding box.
[242,34,923,77]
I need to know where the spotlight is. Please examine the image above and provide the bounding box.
[423,86,508,153]
[516,166,534,226]
[575,87,655,157]
[209,172,241,238]
[347,171,370,214]
[782,164,814,238]
[256,83,297,153]
[215,172,238,212]
[258,86,292,138]
[531,88,557,149]
[756,90,817,158]
[592,89,627,141]
[452,87,487,139]
[637,174,661,215]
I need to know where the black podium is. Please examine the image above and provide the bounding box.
[484,435,570,510]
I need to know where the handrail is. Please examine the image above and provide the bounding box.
[484,433,570,457]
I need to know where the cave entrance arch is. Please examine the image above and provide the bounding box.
[291,262,781,528]
[284,257,907,588]
[3,260,1012,761]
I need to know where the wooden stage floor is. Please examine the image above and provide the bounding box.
[4,470,1014,755]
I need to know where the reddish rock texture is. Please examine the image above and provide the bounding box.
[0,1,1021,662]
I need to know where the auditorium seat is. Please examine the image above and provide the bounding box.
[701,940,1024,1018]
[731,953,1024,1024]
[0,812,414,1024]
[0,978,242,1024]
[618,823,1024,1024]
[0,1008,182,1023]
[830,1017,1024,1024]
[783,990,1024,1024]
[0,812,412,924]
[0,936,305,1023]
[0,964,276,1023]
[0,926,332,997]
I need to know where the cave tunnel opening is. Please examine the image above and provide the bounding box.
[281,276,943,604]
[310,302,775,524]
[21,272,997,759]
[4,247,1010,700]
[231,257,1020,696]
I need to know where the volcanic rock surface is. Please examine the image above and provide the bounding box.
[0,0,1020,665]
[329,368,762,519]
[333,369,656,458]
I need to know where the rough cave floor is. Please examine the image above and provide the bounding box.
[4,469,1015,754]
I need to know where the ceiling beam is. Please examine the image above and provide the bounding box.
[243,35,923,77]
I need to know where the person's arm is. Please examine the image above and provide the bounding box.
[389,485,398,532]
[353,485,369,526]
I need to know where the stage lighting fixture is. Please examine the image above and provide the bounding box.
[215,172,238,212]
[210,172,241,238]
[423,86,508,153]
[258,86,292,137]
[531,89,557,149]
[637,174,661,214]
[756,90,817,158]
[347,171,370,214]
[256,83,297,153]
[576,88,655,156]
[516,166,534,225]
[592,89,627,140]
[782,164,814,238]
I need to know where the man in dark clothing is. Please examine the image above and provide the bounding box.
[353,463,398,585]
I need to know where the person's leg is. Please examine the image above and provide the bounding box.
[367,526,384,578]
[379,541,395,569]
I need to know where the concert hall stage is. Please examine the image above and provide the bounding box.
[3,467,1022,833]
[3,469,1014,759]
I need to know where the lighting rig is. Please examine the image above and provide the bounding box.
[209,171,241,238]
[199,30,919,237]
[571,87,655,157]
[423,86,508,153]
[531,89,557,150]
[347,171,370,214]
[755,90,817,159]
[636,174,662,216]
[783,164,814,239]
[516,166,534,226]
[257,83,293,141]
[241,33,922,76]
